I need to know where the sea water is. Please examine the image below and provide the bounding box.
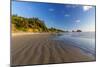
[53,32,96,57]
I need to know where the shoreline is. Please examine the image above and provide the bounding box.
[12,32,53,36]
[12,32,94,36]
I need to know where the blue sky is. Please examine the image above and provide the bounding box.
[12,1,95,32]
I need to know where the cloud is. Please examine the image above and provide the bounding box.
[83,6,93,11]
[48,8,54,11]
[75,20,80,23]
[65,14,70,17]
[65,5,77,8]
[16,6,33,10]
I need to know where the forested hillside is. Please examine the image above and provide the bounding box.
[12,15,64,33]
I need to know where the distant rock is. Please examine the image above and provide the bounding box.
[76,30,82,32]
[72,30,75,32]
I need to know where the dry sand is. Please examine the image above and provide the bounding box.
[11,33,95,66]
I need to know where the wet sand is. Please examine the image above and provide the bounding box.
[11,33,95,66]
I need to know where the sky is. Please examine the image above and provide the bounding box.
[12,1,95,32]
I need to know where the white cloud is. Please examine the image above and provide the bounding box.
[65,5,77,8]
[48,8,54,11]
[65,14,70,17]
[83,6,93,11]
[75,20,80,23]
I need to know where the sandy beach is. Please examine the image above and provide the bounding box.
[11,33,95,66]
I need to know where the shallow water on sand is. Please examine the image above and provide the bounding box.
[52,32,96,57]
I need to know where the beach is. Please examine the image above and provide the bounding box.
[11,33,95,66]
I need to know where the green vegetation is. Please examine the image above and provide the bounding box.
[48,27,65,32]
[12,15,65,33]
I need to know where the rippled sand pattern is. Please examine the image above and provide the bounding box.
[11,34,95,66]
